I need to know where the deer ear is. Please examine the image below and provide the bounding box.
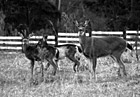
[18,32,24,38]
[48,20,53,26]
[74,20,79,27]
[48,20,56,34]
[29,32,34,38]
[43,33,48,40]
[85,19,90,25]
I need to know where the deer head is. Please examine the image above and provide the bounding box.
[36,38,48,50]
[74,19,90,36]
[17,24,34,44]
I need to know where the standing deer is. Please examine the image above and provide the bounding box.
[55,44,82,72]
[37,38,58,75]
[74,19,133,80]
[18,32,43,82]
[37,37,83,72]
[17,24,58,82]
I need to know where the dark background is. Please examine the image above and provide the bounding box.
[0,0,140,36]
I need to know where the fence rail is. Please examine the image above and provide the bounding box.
[0,31,139,52]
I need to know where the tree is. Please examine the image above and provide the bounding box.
[2,0,61,45]
[83,0,140,31]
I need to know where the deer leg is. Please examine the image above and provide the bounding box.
[37,61,44,77]
[66,54,80,72]
[30,59,35,81]
[112,53,127,77]
[54,59,59,70]
[45,62,50,71]
[74,60,80,72]
[40,62,44,78]
[91,57,97,80]
[37,61,44,82]
[111,55,121,77]
[117,58,127,77]
[47,59,58,75]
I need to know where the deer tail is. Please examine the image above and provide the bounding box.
[77,46,83,53]
[127,43,133,50]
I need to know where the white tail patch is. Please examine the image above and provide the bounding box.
[56,47,67,59]
[75,46,82,58]
[75,46,93,72]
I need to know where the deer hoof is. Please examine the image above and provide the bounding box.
[123,71,127,76]
[32,80,38,85]
[52,71,56,76]
[40,77,44,83]
[117,71,122,78]
[29,78,38,86]
[118,69,127,78]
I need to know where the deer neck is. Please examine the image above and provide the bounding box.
[22,40,30,53]
[79,33,88,49]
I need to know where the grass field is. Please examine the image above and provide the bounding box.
[0,50,140,97]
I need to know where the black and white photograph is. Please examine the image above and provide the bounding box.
[0,0,140,97]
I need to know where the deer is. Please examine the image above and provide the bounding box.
[17,24,58,83]
[37,36,83,73]
[55,44,82,72]
[18,31,43,82]
[36,38,58,75]
[74,19,133,80]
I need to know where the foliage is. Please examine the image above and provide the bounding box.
[1,0,140,35]
[0,11,5,35]
[60,0,140,31]
[0,52,139,97]
[83,0,140,30]
[1,0,61,36]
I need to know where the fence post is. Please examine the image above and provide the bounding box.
[88,20,92,37]
[55,30,58,46]
[55,35,58,46]
[123,29,126,40]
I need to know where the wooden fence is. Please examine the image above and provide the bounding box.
[0,31,139,52]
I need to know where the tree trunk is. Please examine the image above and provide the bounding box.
[55,0,61,46]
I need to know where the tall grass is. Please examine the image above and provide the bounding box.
[0,51,140,97]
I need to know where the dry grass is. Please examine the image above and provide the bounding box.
[0,51,140,97]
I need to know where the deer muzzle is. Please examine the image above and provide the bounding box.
[22,39,29,44]
[78,31,85,36]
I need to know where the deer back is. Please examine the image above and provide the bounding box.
[36,38,58,61]
[82,36,127,58]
